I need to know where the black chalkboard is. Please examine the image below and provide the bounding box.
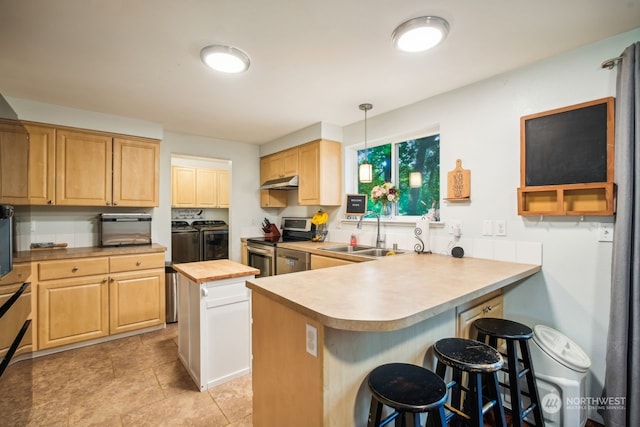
[346,194,367,215]
[523,99,612,186]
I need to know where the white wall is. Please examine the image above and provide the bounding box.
[338,28,639,422]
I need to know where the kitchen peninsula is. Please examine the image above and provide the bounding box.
[246,252,541,427]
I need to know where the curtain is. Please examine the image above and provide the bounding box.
[603,42,640,427]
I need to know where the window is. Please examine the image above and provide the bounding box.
[357,134,440,217]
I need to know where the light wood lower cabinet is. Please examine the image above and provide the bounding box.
[456,291,504,339]
[37,252,165,350]
[109,268,165,334]
[0,268,33,359]
[310,254,357,270]
[38,275,110,349]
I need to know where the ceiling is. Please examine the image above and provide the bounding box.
[0,1,638,145]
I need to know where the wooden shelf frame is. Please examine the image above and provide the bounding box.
[518,182,616,216]
[518,97,616,217]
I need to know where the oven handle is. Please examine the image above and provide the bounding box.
[0,282,30,320]
[247,246,272,256]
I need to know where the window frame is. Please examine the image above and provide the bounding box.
[353,128,440,220]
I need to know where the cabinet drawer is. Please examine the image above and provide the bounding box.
[0,263,30,285]
[38,257,109,281]
[109,253,165,273]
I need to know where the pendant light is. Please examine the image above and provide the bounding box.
[409,171,422,188]
[358,103,373,183]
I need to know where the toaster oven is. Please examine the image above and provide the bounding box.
[99,213,152,247]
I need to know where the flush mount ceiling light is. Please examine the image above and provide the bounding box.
[392,16,449,53]
[200,45,250,74]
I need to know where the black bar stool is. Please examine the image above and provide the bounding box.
[473,317,545,427]
[367,363,448,427]
[433,337,507,427]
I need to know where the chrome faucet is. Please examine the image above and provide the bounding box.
[357,211,384,248]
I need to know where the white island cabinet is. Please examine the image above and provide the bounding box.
[173,260,259,391]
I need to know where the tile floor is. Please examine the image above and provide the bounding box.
[0,324,605,427]
[0,323,252,426]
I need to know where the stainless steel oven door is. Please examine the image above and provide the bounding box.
[247,244,275,277]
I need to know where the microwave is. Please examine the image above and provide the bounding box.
[99,213,152,247]
[0,205,13,278]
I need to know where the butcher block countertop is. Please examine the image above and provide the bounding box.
[14,243,166,263]
[246,252,540,332]
[173,260,259,284]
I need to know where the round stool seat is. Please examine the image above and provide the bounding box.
[474,317,533,340]
[368,363,448,412]
[433,338,503,373]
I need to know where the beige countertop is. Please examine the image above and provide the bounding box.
[173,260,259,284]
[14,243,167,263]
[246,252,540,332]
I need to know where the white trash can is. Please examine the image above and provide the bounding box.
[528,324,592,427]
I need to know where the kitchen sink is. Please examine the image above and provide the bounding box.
[319,245,406,258]
[355,248,406,257]
[320,245,374,253]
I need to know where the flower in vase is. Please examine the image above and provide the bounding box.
[370,182,400,205]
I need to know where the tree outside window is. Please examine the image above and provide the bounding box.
[357,134,440,217]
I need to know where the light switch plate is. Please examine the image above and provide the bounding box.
[598,223,614,242]
[482,220,493,236]
[495,220,507,236]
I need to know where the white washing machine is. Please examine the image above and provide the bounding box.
[528,325,592,427]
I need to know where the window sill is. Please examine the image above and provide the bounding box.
[340,218,445,228]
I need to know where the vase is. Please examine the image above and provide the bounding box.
[381,203,393,219]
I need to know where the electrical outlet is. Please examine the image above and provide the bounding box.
[31,221,36,233]
[495,220,506,236]
[448,220,462,236]
[306,324,317,357]
[482,220,493,236]
[598,223,614,242]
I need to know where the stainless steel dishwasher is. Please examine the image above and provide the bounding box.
[276,247,310,275]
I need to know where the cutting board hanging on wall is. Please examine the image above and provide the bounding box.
[446,159,470,200]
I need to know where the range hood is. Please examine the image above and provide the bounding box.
[260,175,299,190]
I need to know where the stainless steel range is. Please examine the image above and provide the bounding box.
[246,217,314,277]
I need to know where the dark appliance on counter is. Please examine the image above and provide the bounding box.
[171,221,200,263]
[247,217,314,277]
[192,220,229,261]
[0,204,31,377]
[0,205,13,278]
[99,213,152,247]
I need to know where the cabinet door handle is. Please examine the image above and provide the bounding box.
[103,278,108,283]
[201,287,208,298]
[72,266,79,272]
[136,261,141,266]
[482,305,493,314]
[113,201,118,206]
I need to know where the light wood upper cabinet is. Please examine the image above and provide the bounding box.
[262,147,298,183]
[298,139,342,206]
[55,129,113,206]
[172,166,196,207]
[24,124,56,205]
[0,119,160,207]
[216,169,230,208]
[113,138,159,207]
[0,121,29,204]
[172,166,230,208]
